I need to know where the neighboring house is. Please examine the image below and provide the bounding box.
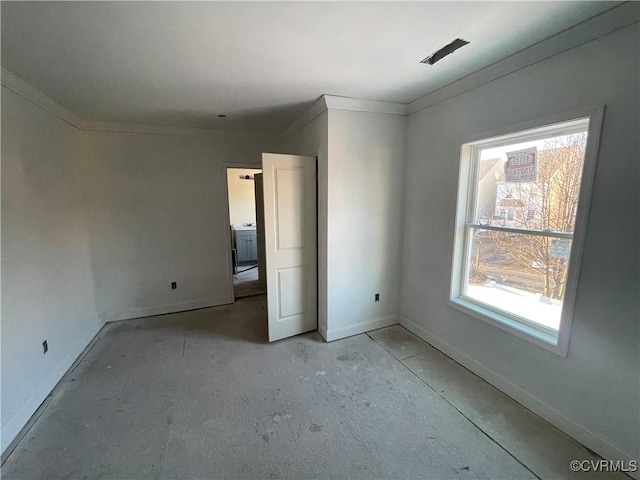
[495,194,524,227]
[494,185,539,228]
[476,158,540,228]
[477,144,584,230]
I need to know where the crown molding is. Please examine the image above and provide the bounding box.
[1,67,282,142]
[80,119,282,141]
[1,67,84,128]
[283,94,407,140]
[283,96,329,140]
[407,2,638,115]
[323,95,408,116]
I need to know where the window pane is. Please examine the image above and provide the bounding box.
[474,130,588,233]
[464,229,572,331]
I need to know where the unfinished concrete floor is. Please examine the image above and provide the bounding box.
[1,295,622,479]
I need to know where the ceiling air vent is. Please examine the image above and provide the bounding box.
[420,38,469,65]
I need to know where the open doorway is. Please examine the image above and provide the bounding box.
[226,154,317,342]
[226,167,267,299]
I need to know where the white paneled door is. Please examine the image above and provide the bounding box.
[262,153,317,342]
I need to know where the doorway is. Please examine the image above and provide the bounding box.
[224,154,317,343]
[225,167,266,299]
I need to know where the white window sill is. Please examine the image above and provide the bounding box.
[447,296,568,357]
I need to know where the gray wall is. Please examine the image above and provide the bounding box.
[400,23,639,460]
[284,109,407,340]
[81,130,280,319]
[1,88,99,450]
[326,110,406,339]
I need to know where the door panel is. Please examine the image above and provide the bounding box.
[262,153,317,342]
[275,168,304,249]
[277,266,305,318]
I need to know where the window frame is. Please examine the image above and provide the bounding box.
[449,107,604,357]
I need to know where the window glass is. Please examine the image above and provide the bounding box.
[458,121,589,334]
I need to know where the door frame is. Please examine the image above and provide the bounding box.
[221,155,321,341]
[221,162,262,303]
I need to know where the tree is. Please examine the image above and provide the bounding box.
[472,132,587,300]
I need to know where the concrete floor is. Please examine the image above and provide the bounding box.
[1,295,622,479]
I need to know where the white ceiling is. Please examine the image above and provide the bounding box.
[1,1,618,134]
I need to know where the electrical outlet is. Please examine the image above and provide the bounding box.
[171,282,177,290]
[42,340,48,354]
[375,293,380,302]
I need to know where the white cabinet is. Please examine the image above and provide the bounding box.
[234,228,257,264]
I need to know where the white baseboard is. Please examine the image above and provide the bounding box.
[399,314,638,476]
[325,315,398,342]
[1,315,104,456]
[101,295,233,323]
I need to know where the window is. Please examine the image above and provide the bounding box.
[450,110,602,356]
[527,208,535,221]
